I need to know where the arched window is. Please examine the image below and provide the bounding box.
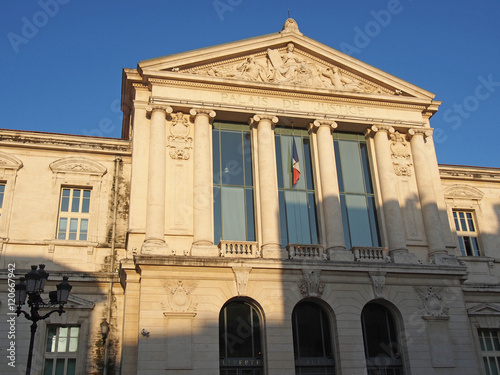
[361,302,404,375]
[292,301,335,374]
[219,300,263,375]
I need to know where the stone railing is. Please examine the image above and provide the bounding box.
[352,247,388,263]
[218,241,260,258]
[286,244,326,260]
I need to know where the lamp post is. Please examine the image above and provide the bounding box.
[14,265,72,375]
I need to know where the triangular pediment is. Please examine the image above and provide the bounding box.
[468,303,500,316]
[137,19,436,101]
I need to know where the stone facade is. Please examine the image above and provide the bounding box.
[0,19,499,375]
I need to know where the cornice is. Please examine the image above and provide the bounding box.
[0,130,131,155]
[439,165,500,182]
[146,77,428,112]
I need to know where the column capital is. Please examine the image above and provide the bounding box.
[371,124,395,134]
[189,108,216,119]
[145,104,173,116]
[309,119,338,134]
[252,114,279,123]
[408,128,433,138]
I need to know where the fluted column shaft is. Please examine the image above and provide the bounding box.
[191,108,216,250]
[371,125,408,255]
[312,120,347,255]
[143,105,171,249]
[408,128,447,258]
[253,114,281,258]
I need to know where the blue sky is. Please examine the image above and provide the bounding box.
[2,0,499,167]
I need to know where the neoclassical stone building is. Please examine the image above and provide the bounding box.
[1,19,500,375]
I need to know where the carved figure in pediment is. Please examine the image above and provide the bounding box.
[267,43,305,82]
[235,55,268,81]
[321,67,363,92]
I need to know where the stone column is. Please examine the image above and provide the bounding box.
[311,120,352,261]
[190,108,218,256]
[408,128,454,264]
[252,114,282,258]
[141,105,172,254]
[370,125,415,263]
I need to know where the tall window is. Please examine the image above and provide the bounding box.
[219,300,263,375]
[453,210,480,256]
[292,301,335,374]
[276,129,319,246]
[478,329,500,374]
[213,122,255,243]
[0,182,5,217]
[44,326,80,375]
[334,134,380,249]
[361,303,403,375]
[57,188,91,241]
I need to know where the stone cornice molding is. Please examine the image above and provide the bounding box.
[50,157,107,177]
[408,128,433,138]
[146,78,428,112]
[0,152,23,171]
[309,119,338,134]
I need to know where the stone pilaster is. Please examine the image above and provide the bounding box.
[190,108,218,256]
[370,125,416,263]
[251,114,282,258]
[310,120,352,261]
[141,104,171,254]
[408,128,455,265]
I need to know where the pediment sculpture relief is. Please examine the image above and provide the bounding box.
[184,43,389,94]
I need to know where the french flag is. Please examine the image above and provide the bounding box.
[292,137,300,186]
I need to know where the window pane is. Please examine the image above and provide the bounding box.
[81,192,90,213]
[360,142,373,194]
[213,186,222,243]
[68,218,78,240]
[303,138,314,190]
[245,188,255,241]
[71,189,81,213]
[308,192,319,245]
[334,139,344,192]
[453,211,460,231]
[338,140,364,194]
[340,194,351,250]
[55,358,65,375]
[467,212,475,231]
[345,195,372,247]
[275,135,284,189]
[213,129,221,185]
[285,190,311,244]
[58,327,68,352]
[69,327,79,352]
[66,359,76,375]
[279,190,288,246]
[79,219,88,241]
[61,190,70,212]
[221,187,246,240]
[46,326,57,352]
[243,132,253,186]
[221,131,244,186]
[44,359,54,375]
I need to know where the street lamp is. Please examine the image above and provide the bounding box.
[14,265,72,375]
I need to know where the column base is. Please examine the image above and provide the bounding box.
[261,243,284,259]
[390,250,418,264]
[141,239,169,255]
[191,243,218,257]
[328,247,354,261]
[430,252,458,266]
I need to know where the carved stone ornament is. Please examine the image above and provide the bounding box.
[390,131,413,177]
[162,280,198,313]
[0,152,23,171]
[414,286,449,317]
[232,267,251,296]
[167,112,193,160]
[369,272,386,299]
[443,184,484,200]
[298,269,325,297]
[183,43,389,94]
[50,157,107,177]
